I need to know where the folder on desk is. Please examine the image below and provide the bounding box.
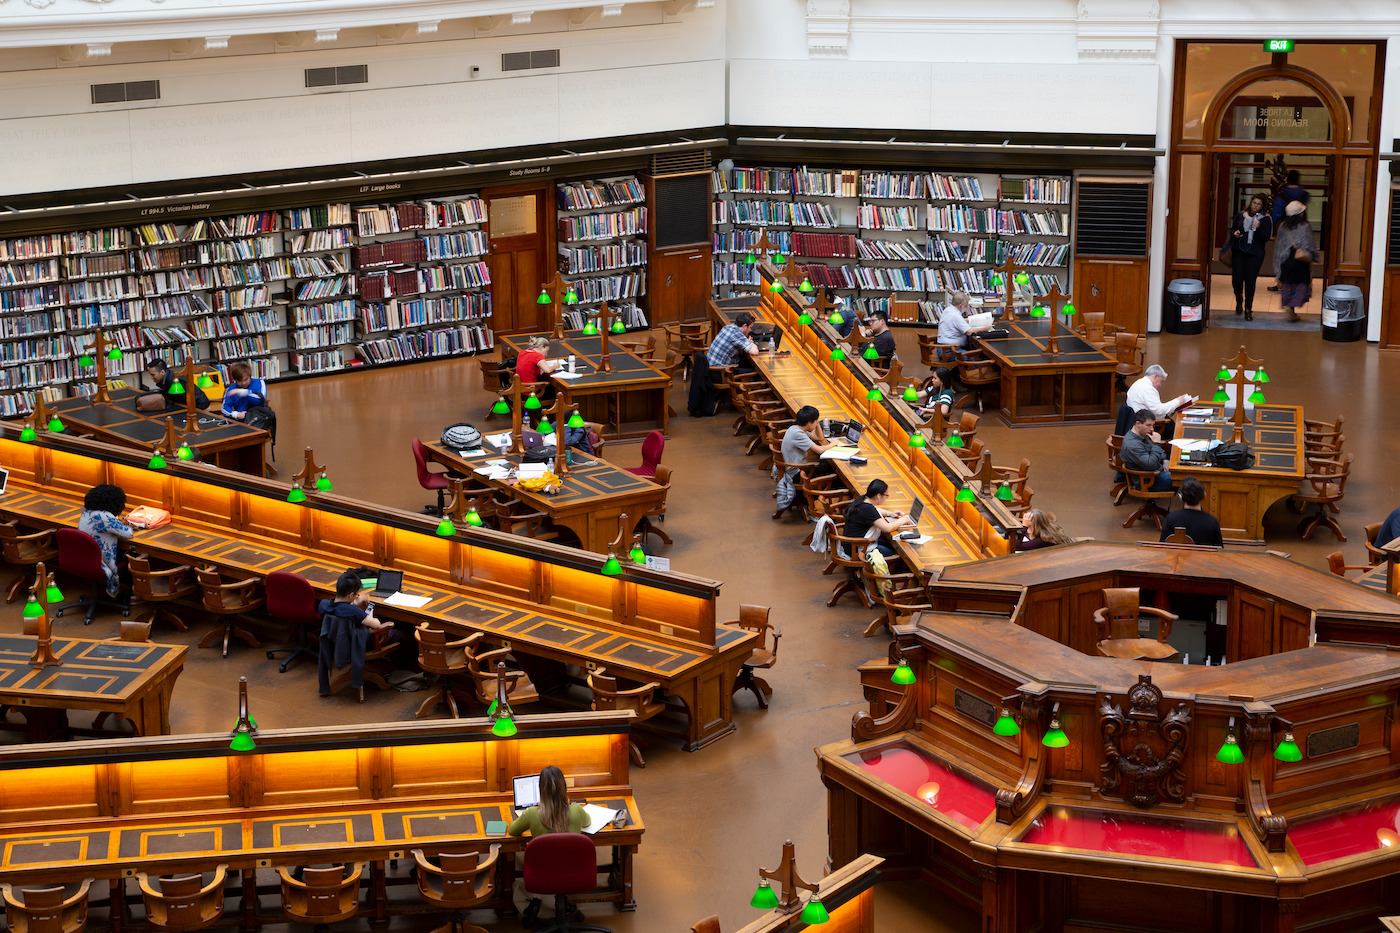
[820,446,861,461]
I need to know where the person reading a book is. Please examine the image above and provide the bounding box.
[937,291,992,349]
[859,311,896,364]
[1126,364,1191,442]
[1159,477,1223,547]
[221,361,269,421]
[1121,408,1174,493]
[709,312,760,375]
[515,337,561,389]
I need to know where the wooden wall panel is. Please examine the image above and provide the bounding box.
[258,748,364,805]
[120,757,234,814]
[0,765,101,824]
[515,735,617,789]
[385,742,491,797]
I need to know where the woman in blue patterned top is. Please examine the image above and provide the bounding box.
[78,484,134,598]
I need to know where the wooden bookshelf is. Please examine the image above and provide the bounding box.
[554,175,649,332]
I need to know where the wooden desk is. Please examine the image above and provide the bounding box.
[973,319,1117,427]
[1169,402,1305,544]
[49,388,268,476]
[0,431,754,753]
[709,294,1017,576]
[703,853,883,933]
[498,331,669,441]
[422,444,664,554]
[0,635,185,741]
[0,712,643,918]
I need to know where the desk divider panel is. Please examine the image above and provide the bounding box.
[242,492,307,548]
[0,764,101,824]
[633,584,715,647]
[257,748,367,806]
[545,565,623,624]
[120,757,236,815]
[384,743,493,798]
[311,509,382,568]
[387,532,454,587]
[173,479,240,531]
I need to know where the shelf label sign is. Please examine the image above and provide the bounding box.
[1265,39,1295,52]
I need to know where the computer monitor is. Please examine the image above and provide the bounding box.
[513,773,542,810]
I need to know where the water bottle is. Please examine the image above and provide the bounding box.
[568,355,576,373]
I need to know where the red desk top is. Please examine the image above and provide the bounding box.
[844,743,996,831]
[1018,807,1257,867]
[1291,796,1400,866]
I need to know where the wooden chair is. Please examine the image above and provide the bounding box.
[662,321,711,381]
[92,620,154,731]
[1092,588,1179,660]
[614,331,656,357]
[194,566,262,658]
[1291,452,1353,542]
[326,628,399,703]
[860,567,930,637]
[467,646,540,711]
[917,332,958,368]
[494,497,558,541]
[953,348,999,412]
[825,525,876,609]
[1365,522,1389,565]
[1326,552,1372,579]
[799,472,852,527]
[991,458,1032,514]
[135,867,227,933]
[588,668,665,767]
[952,437,985,467]
[410,847,500,933]
[478,359,512,420]
[1304,432,1345,457]
[414,626,479,719]
[1112,333,1145,394]
[754,413,795,470]
[635,464,673,547]
[1122,468,1174,529]
[771,454,814,520]
[1074,311,1107,348]
[0,520,57,604]
[128,555,197,634]
[0,881,94,933]
[1303,415,1343,444]
[691,918,721,933]
[730,605,779,709]
[276,863,365,933]
[953,411,980,446]
[1106,436,1128,505]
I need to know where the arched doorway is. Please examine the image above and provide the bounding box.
[1166,43,1384,326]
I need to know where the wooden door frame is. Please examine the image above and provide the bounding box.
[1165,43,1385,318]
[481,179,555,335]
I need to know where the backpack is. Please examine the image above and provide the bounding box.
[523,444,556,463]
[244,405,278,460]
[441,423,482,450]
[1208,442,1255,471]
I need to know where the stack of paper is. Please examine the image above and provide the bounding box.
[517,463,548,477]
[580,803,623,834]
[485,432,514,448]
[820,446,861,461]
[553,371,585,380]
[1169,438,1211,452]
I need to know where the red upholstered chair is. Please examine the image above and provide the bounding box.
[263,572,322,673]
[412,438,455,516]
[521,834,610,933]
[624,431,665,478]
[53,529,129,625]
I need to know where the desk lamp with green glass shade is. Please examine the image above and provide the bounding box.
[891,658,916,684]
[488,661,519,737]
[993,707,1020,737]
[229,676,258,751]
[866,385,883,401]
[862,345,879,361]
[1214,345,1268,443]
[1042,715,1070,748]
[829,346,846,361]
[750,841,827,922]
[583,316,599,336]
[1274,730,1302,762]
[1216,718,1245,764]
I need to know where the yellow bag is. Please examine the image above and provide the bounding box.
[516,471,558,492]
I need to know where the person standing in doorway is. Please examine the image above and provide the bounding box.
[1268,170,1310,292]
[1274,201,1320,323]
[1229,195,1272,320]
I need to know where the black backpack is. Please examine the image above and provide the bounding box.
[1208,442,1255,471]
[244,405,278,460]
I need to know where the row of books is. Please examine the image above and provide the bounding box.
[208,310,282,337]
[715,170,1066,203]
[354,324,494,365]
[291,350,344,374]
[213,334,272,360]
[557,208,647,243]
[856,205,920,231]
[712,263,762,286]
[558,302,647,330]
[927,207,1068,235]
[859,239,929,262]
[358,262,490,300]
[360,293,492,332]
[852,296,944,321]
[999,242,1071,267]
[293,275,356,302]
[215,357,281,382]
[213,286,272,313]
[0,310,60,340]
[860,172,927,200]
[286,204,351,230]
[558,241,647,275]
[293,299,358,327]
[355,198,489,236]
[794,233,860,258]
[714,167,859,197]
[0,260,61,287]
[0,235,64,262]
[291,228,355,254]
[211,213,280,239]
[0,386,61,416]
[289,254,349,278]
[292,322,356,350]
[716,200,842,228]
[565,272,645,303]
[556,178,645,211]
[712,229,793,255]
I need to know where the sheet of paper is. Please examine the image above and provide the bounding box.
[485,459,510,467]
[819,446,860,460]
[580,804,621,834]
[383,591,432,608]
[474,467,509,479]
[553,371,584,380]
[453,448,487,457]
[1183,408,1214,417]
[516,463,548,477]
[486,432,514,447]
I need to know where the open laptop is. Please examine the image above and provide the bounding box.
[522,429,547,449]
[844,420,865,446]
[897,497,925,540]
[512,773,542,814]
[0,465,9,496]
[371,569,403,597]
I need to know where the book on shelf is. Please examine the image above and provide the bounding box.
[356,203,427,237]
[927,173,986,201]
[290,228,354,253]
[210,213,278,238]
[558,241,647,275]
[63,228,131,254]
[295,299,358,327]
[285,204,351,230]
[215,357,281,382]
[207,236,278,264]
[1000,177,1070,203]
[794,168,857,197]
[0,259,62,286]
[557,208,647,242]
[860,172,926,200]
[860,238,929,262]
[292,349,346,374]
[0,235,64,262]
[713,229,793,255]
[213,285,272,313]
[422,197,487,228]
[0,311,60,339]
[76,253,138,277]
[563,272,645,303]
[421,231,488,261]
[856,204,920,231]
[354,323,493,365]
[556,178,645,211]
[796,263,856,289]
[292,322,356,350]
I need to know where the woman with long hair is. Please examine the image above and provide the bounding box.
[1019,509,1073,550]
[916,367,956,421]
[1229,194,1272,320]
[843,479,914,561]
[1273,201,1320,323]
[507,765,590,836]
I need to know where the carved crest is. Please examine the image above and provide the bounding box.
[1099,675,1192,809]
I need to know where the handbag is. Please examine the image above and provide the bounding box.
[1208,442,1255,471]
[1217,242,1234,268]
[126,506,171,529]
[135,393,166,413]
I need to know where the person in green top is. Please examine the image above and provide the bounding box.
[915,367,956,421]
[507,765,591,836]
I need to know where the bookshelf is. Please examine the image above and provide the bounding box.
[554,175,650,331]
[710,162,1072,325]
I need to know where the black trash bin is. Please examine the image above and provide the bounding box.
[1322,285,1365,342]
[1163,279,1205,335]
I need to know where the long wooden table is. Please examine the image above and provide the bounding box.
[973,318,1117,427]
[1169,401,1305,544]
[498,331,669,441]
[422,444,664,554]
[0,430,756,753]
[0,634,185,741]
[709,291,1017,576]
[0,712,643,920]
[49,388,268,476]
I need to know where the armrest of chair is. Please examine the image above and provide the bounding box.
[198,866,228,898]
[1092,607,1108,625]
[610,680,663,703]
[5,526,54,545]
[1138,606,1180,622]
[146,563,195,579]
[58,880,93,910]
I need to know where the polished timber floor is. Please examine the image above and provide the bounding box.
[1,322,1396,933]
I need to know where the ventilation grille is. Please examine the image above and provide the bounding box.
[305,65,368,88]
[653,173,710,249]
[651,149,712,176]
[1389,188,1400,266]
[1075,181,1150,257]
[501,49,561,72]
[90,81,160,104]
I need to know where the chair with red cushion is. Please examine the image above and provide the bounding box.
[264,572,322,673]
[412,438,455,516]
[624,431,665,478]
[521,834,611,933]
[53,529,130,625]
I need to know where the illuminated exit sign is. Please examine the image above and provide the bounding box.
[1265,39,1295,52]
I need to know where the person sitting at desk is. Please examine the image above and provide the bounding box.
[825,288,856,339]
[1374,507,1400,553]
[79,483,134,598]
[915,367,956,421]
[508,765,593,923]
[1126,364,1191,442]
[937,291,992,349]
[782,406,841,483]
[709,312,760,375]
[143,358,209,410]
[859,311,896,364]
[1159,477,1223,546]
[220,361,269,421]
[317,571,401,699]
[516,337,562,387]
[1121,408,1174,493]
[1020,509,1073,550]
[843,479,914,562]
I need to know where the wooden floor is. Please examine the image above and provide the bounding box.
[0,322,1392,933]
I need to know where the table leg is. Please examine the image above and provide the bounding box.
[369,861,388,926]
[240,869,259,930]
[616,845,635,911]
[110,878,126,933]
[23,707,67,742]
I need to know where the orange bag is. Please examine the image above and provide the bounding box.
[127,506,171,529]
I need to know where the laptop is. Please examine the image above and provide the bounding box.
[898,497,925,540]
[522,429,546,449]
[844,420,865,446]
[512,773,542,814]
[0,465,8,496]
[371,569,404,597]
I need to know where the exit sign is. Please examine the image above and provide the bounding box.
[1265,39,1295,52]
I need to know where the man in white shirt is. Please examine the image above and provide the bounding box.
[1126,364,1192,442]
[937,291,992,349]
